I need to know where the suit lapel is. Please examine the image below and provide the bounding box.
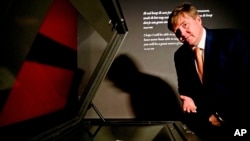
[203,28,215,85]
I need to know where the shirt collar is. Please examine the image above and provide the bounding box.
[197,28,206,49]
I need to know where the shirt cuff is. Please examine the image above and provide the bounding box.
[215,112,224,123]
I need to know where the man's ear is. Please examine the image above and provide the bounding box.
[196,15,202,24]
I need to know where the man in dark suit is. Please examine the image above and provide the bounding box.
[168,2,250,141]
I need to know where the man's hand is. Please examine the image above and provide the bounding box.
[209,114,221,126]
[180,95,197,113]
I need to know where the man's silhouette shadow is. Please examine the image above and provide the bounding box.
[107,54,184,121]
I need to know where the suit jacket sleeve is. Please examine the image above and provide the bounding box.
[174,45,206,110]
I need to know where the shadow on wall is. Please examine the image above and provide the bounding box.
[107,54,184,121]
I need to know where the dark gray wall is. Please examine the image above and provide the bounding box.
[84,0,248,118]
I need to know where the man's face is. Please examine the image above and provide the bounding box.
[172,13,203,47]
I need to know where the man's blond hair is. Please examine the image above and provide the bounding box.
[168,3,199,31]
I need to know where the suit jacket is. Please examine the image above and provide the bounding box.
[174,28,250,127]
